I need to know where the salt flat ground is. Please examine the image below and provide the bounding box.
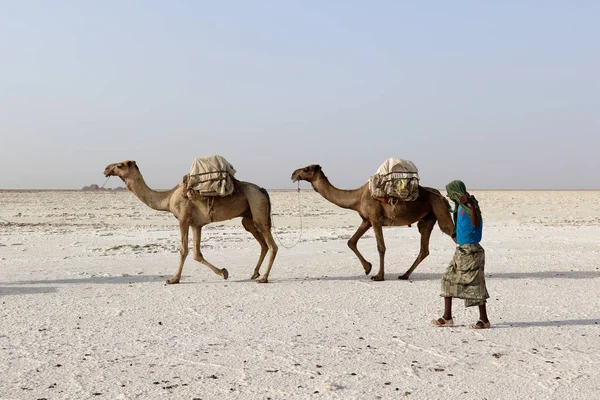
[1,190,599,400]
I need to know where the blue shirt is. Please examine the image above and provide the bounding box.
[456,205,483,245]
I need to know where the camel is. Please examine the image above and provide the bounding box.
[104,160,278,284]
[291,164,455,281]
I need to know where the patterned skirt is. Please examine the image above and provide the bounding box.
[441,243,489,307]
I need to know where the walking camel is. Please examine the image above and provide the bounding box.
[104,160,278,283]
[291,164,454,281]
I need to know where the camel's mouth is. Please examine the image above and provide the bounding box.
[290,169,303,182]
[104,163,122,178]
[291,165,320,183]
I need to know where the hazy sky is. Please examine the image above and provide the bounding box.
[1,1,598,189]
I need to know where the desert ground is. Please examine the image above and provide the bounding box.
[1,189,599,399]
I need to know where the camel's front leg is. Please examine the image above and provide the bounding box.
[371,222,386,281]
[255,225,278,283]
[192,225,228,280]
[167,221,190,284]
[242,218,268,280]
[347,219,373,275]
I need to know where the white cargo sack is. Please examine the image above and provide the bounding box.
[186,155,236,198]
[369,158,420,201]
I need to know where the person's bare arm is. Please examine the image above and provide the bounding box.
[468,198,479,228]
[459,195,479,228]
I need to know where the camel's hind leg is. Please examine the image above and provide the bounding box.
[398,214,436,280]
[347,218,373,275]
[242,217,269,280]
[167,221,190,284]
[191,225,229,280]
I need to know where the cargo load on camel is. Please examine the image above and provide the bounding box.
[184,155,236,199]
[369,158,420,201]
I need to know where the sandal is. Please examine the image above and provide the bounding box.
[469,320,491,329]
[430,317,454,327]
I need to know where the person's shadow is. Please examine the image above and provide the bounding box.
[276,270,600,282]
[492,319,600,328]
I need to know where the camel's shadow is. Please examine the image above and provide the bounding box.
[5,274,167,286]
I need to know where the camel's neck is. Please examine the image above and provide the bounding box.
[125,174,176,212]
[311,173,362,210]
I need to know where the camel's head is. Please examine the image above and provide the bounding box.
[291,164,322,183]
[104,160,140,182]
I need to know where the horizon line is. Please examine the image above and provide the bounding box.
[1,188,599,192]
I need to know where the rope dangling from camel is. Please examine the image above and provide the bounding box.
[0,176,112,226]
[389,197,398,216]
[272,181,304,249]
[207,196,215,222]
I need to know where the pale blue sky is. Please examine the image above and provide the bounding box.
[1,1,598,189]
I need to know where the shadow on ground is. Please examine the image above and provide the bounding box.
[276,270,600,283]
[494,319,600,328]
[0,286,58,296]
[5,274,167,286]
[5,270,600,286]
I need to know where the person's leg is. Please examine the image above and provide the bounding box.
[433,247,460,327]
[432,297,454,326]
[443,297,453,320]
[478,304,489,324]
[467,302,491,328]
[469,303,490,329]
[458,244,490,328]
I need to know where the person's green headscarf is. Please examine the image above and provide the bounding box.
[445,180,481,228]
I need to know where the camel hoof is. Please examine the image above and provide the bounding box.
[257,277,268,283]
[398,274,409,280]
[166,278,180,284]
[371,275,384,282]
[250,272,260,280]
[364,262,372,275]
[222,268,229,280]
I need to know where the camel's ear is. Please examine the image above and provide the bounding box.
[315,165,322,171]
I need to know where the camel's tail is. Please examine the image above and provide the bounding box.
[259,187,272,226]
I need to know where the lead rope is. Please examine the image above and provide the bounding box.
[0,176,112,226]
[389,197,398,217]
[272,181,303,249]
[422,186,452,211]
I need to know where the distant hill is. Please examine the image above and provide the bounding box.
[82,184,126,191]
